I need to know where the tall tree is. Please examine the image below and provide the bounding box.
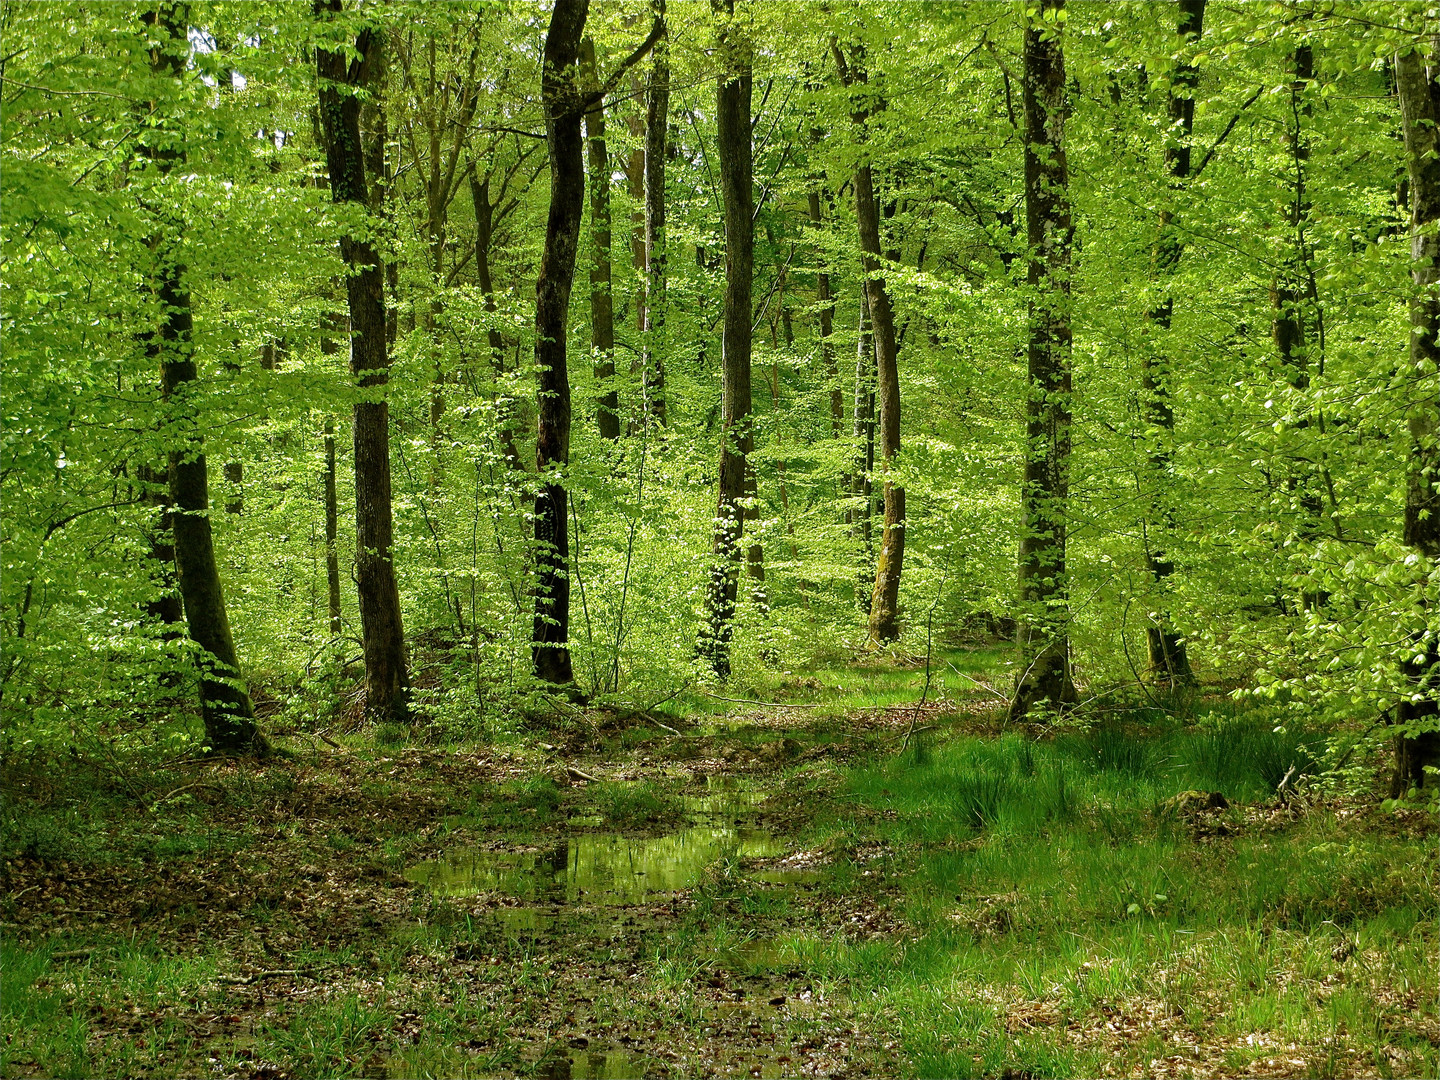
[143,3,263,753]
[1010,0,1077,720]
[833,40,905,644]
[316,0,411,723]
[1140,0,1205,684]
[1393,39,1440,794]
[532,0,661,687]
[807,189,843,437]
[702,0,753,679]
[641,0,670,426]
[581,36,620,441]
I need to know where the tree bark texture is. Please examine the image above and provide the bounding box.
[1140,0,1204,684]
[1011,0,1078,720]
[143,3,262,753]
[1393,40,1440,794]
[320,330,344,648]
[581,36,620,441]
[702,0,752,680]
[642,1,669,427]
[531,0,590,688]
[316,0,411,724]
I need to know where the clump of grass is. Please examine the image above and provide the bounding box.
[592,780,678,827]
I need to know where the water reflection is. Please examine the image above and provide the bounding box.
[406,825,783,904]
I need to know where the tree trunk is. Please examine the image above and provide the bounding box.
[142,4,262,753]
[581,36,620,441]
[316,0,411,724]
[851,291,876,607]
[320,332,343,650]
[1392,40,1440,794]
[807,189,843,437]
[702,0,752,680]
[470,171,525,468]
[833,41,904,644]
[1010,0,1078,720]
[641,1,669,427]
[1141,0,1204,685]
[531,0,590,690]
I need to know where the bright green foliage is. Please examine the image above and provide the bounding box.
[0,1,1436,788]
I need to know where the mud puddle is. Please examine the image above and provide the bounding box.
[407,780,798,907]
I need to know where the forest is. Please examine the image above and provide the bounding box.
[1,0,1438,1077]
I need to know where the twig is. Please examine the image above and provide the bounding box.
[898,569,947,755]
[216,968,324,986]
[566,765,601,784]
[49,949,95,963]
[151,781,216,807]
[315,729,345,751]
[697,691,830,709]
[946,662,1009,703]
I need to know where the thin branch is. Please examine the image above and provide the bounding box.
[1193,84,1265,178]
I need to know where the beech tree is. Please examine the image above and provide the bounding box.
[316,0,411,723]
[1010,0,1077,720]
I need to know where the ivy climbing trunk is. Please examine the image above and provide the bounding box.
[580,36,620,442]
[315,0,410,724]
[531,0,589,689]
[1010,0,1078,720]
[1141,0,1204,685]
[1393,40,1440,795]
[143,3,262,753]
[702,0,752,680]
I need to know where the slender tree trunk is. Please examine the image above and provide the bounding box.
[316,0,410,724]
[641,0,669,427]
[581,36,620,441]
[807,189,843,437]
[142,4,262,753]
[469,171,525,468]
[1393,40,1440,794]
[851,291,876,606]
[1141,0,1204,685]
[833,42,904,644]
[1273,43,1328,566]
[320,331,344,649]
[531,0,590,689]
[1010,0,1078,720]
[702,0,752,680]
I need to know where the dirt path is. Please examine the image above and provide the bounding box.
[3,711,928,1078]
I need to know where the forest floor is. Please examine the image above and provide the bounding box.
[2,646,1437,1079]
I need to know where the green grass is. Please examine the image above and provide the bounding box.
[802,722,1439,1078]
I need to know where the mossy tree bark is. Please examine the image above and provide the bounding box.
[642,0,669,427]
[315,0,411,724]
[1010,0,1078,721]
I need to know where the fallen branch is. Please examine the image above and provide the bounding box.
[697,691,830,709]
[566,765,601,784]
[216,968,323,986]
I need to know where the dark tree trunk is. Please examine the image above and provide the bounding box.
[833,42,904,644]
[1010,0,1078,721]
[316,0,410,724]
[807,189,843,438]
[1141,0,1204,685]
[851,291,876,607]
[701,0,753,680]
[320,331,344,649]
[470,171,525,468]
[1393,41,1440,794]
[641,0,669,427]
[531,0,590,689]
[580,36,620,441]
[142,4,262,753]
